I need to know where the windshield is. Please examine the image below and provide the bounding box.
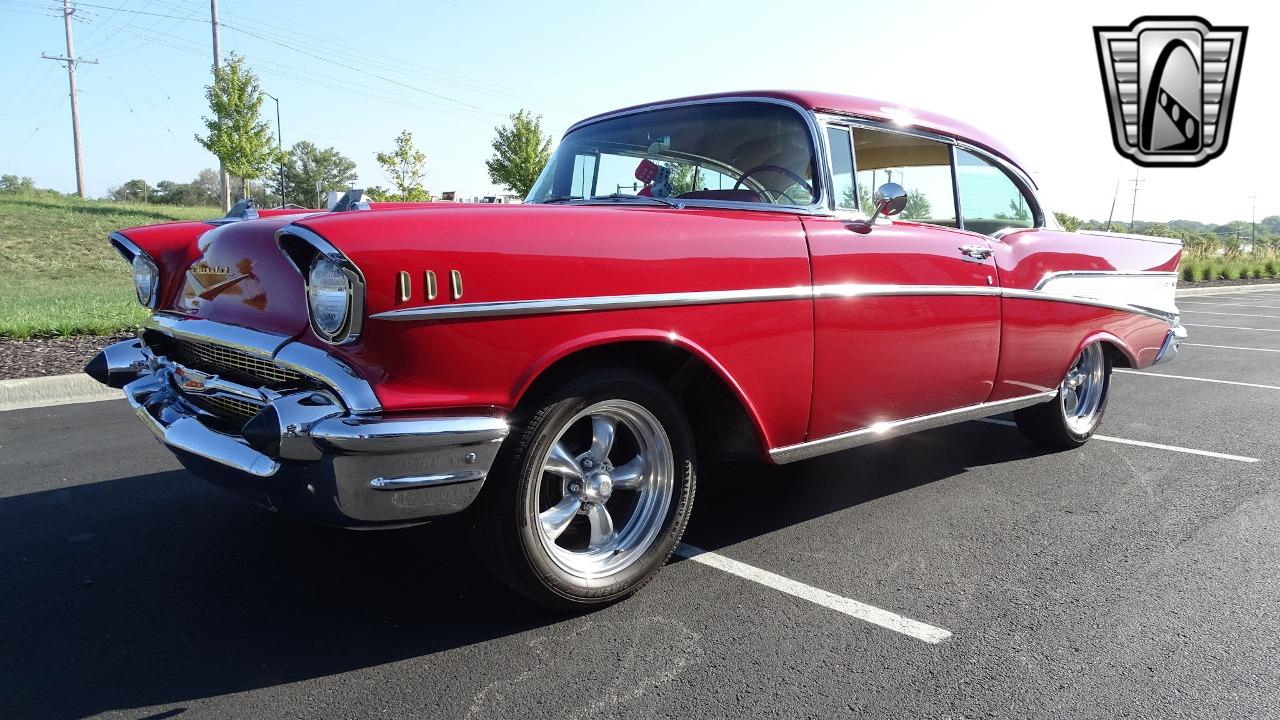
[527,101,819,208]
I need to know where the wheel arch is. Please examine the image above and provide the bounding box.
[1075,330,1136,370]
[511,331,771,461]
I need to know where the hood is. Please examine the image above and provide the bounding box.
[169,215,316,337]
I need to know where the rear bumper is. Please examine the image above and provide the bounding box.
[1152,323,1188,366]
[88,319,507,528]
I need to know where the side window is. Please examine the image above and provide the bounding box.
[853,127,956,227]
[826,126,857,211]
[955,149,1037,236]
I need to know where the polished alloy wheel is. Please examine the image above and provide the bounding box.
[530,399,674,580]
[1061,343,1106,435]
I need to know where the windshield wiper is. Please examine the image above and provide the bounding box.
[588,193,684,208]
[534,195,583,204]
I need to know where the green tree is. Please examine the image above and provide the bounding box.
[375,130,430,201]
[108,179,154,203]
[485,109,552,198]
[664,163,695,197]
[283,141,358,207]
[195,54,282,200]
[995,197,1032,224]
[901,189,932,219]
[1054,212,1082,232]
[0,175,37,194]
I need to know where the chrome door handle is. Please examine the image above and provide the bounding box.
[958,244,992,260]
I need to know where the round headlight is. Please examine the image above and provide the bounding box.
[308,256,351,338]
[132,254,158,307]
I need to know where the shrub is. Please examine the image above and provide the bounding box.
[1224,263,1243,281]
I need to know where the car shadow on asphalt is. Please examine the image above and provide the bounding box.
[0,420,1043,718]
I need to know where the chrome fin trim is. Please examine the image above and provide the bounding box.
[769,391,1057,464]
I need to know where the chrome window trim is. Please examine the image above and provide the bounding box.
[144,313,382,414]
[769,391,1058,464]
[276,224,367,345]
[816,112,1046,231]
[556,96,830,216]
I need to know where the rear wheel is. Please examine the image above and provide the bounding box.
[1014,342,1112,449]
[468,367,696,610]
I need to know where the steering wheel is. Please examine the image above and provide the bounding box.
[733,164,814,204]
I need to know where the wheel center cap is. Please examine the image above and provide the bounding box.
[580,472,613,503]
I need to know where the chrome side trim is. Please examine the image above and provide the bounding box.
[369,280,1186,323]
[1031,270,1179,291]
[769,391,1057,464]
[371,286,814,322]
[369,470,487,491]
[1076,229,1185,247]
[1001,288,1178,322]
[310,415,509,454]
[812,283,1003,299]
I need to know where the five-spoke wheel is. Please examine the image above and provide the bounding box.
[1015,341,1113,448]
[468,368,695,609]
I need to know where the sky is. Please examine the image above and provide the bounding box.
[0,0,1275,224]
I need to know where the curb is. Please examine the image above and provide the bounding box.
[1177,282,1280,298]
[0,373,122,412]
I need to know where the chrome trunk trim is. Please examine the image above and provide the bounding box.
[769,391,1057,464]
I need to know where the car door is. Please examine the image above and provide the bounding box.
[802,122,1001,440]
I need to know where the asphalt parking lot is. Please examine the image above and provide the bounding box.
[3,287,1278,720]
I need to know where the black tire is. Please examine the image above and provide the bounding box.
[1014,342,1112,449]
[467,366,696,610]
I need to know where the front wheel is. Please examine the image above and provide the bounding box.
[1014,342,1112,449]
[468,367,696,610]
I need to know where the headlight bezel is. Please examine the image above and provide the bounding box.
[305,253,365,345]
[131,252,159,308]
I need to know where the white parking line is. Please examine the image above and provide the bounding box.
[1181,310,1280,319]
[1180,300,1280,310]
[674,543,952,644]
[1185,343,1280,353]
[1115,368,1280,391]
[1185,323,1280,333]
[977,418,1259,463]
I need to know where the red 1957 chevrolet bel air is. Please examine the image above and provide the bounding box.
[87,91,1184,608]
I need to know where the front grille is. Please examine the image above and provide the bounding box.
[169,337,303,388]
[188,394,263,423]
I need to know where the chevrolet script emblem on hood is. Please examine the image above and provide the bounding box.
[1094,16,1247,167]
[186,261,252,300]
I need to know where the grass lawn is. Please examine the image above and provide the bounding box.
[0,192,214,338]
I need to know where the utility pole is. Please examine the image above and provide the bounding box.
[210,0,230,212]
[263,92,285,207]
[41,0,97,198]
[1250,193,1257,248]
[1104,179,1120,232]
[1127,168,1143,233]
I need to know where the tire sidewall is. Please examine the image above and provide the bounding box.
[510,371,695,605]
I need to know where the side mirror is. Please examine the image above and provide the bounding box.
[847,182,908,234]
[873,182,908,218]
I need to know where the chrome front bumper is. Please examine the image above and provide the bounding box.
[88,317,508,527]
